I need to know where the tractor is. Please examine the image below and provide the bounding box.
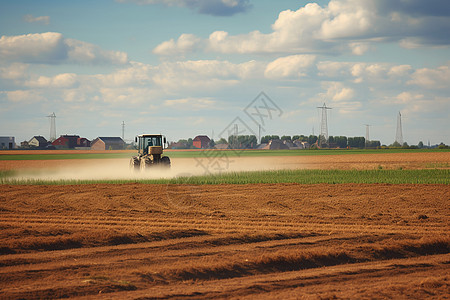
[130,134,171,171]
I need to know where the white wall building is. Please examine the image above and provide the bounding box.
[0,136,16,149]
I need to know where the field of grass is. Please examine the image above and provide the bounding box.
[0,148,448,160]
[1,169,448,185]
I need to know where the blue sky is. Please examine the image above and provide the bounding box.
[1,0,449,145]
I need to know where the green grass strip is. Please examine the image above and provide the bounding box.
[1,169,448,185]
[0,148,448,160]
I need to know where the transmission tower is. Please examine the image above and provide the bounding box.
[395,112,403,145]
[121,121,125,140]
[317,103,332,147]
[364,124,371,148]
[47,112,56,142]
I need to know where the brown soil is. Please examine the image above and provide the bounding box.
[0,182,449,299]
[1,151,449,171]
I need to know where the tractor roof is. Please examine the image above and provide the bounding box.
[138,134,163,137]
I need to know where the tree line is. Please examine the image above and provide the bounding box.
[171,134,384,149]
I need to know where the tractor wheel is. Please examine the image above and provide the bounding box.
[161,156,171,168]
[140,158,151,171]
[130,157,140,171]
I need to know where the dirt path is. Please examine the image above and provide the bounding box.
[0,183,448,299]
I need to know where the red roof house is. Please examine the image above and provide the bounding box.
[52,135,80,149]
[193,135,210,149]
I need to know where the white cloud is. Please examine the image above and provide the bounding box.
[163,97,216,110]
[152,59,263,92]
[324,82,355,102]
[4,90,45,103]
[117,0,251,16]
[395,91,424,104]
[153,34,203,56]
[25,73,79,88]
[408,64,450,89]
[94,62,154,87]
[23,14,50,25]
[0,32,129,65]
[264,55,316,79]
[0,63,29,80]
[153,0,450,56]
[99,87,158,105]
[349,42,370,55]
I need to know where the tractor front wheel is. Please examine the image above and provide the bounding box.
[130,157,140,171]
[161,156,171,168]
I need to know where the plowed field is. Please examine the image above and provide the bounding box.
[0,152,449,299]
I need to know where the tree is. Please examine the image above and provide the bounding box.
[390,141,401,148]
[228,135,258,149]
[334,136,348,148]
[348,137,365,148]
[418,141,424,149]
[293,135,308,142]
[187,138,193,148]
[281,135,291,142]
[261,135,280,144]
[217,138,227,145]
[366,140,381,148]
[438,143,449,149]
[308,135,318,145]
[209,139,215,148]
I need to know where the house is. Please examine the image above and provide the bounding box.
[193,135,210,149]
[0,136,15,150]
[52,135,80,149]
[262,139,289,150]
[91,137,125,150]
[28,136,48,148]
[77,137,91,148]
[283,140,296,149]
[293,140,310,149]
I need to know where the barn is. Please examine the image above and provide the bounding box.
[91,137,125,150]
[193,135,210,149]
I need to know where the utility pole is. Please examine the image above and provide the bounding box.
[395,112,403,145]
[122,121,125,140]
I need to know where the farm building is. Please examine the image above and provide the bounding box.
[262,139,289,150]
[28,136,48,148]
[77,138,91,148]
[52,135,80,149]
[52,135,91,149]
[294,140,310,149]
[193,135,210,149]
[0,136,15,149]
[91,137,125,150]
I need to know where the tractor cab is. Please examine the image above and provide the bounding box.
[136,134,167,156]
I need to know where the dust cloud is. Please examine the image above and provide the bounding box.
[10,156,299,182]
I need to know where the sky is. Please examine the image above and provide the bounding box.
[0,0,449,146]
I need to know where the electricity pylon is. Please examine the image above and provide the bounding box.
[317,103,332,147]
